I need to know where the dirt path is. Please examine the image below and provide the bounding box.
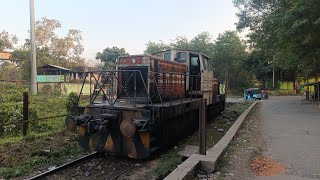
[210,103,265,180]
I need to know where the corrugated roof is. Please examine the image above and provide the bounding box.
[43,64,70,71]
[0,52,11,60]
[303,82,320,86]
[152,49,212,58]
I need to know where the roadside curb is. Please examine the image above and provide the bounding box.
[164,101,258,180]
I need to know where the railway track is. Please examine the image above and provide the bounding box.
[28,152,99,180]
[27,152,134,180]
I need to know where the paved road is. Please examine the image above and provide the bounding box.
[257,96,320,180]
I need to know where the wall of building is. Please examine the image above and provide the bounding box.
[37,82,93,95]
[277,77,319,94]
[63,83,92,95]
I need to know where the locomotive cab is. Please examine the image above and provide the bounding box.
[153,50,223,105]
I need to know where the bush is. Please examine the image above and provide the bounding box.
[0,83,67,138]
[66,92,78,114]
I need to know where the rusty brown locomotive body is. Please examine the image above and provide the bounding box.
[66,50,225,159]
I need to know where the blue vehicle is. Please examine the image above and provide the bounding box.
[244,88,262,100]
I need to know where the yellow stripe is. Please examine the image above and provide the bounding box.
[105,134,114,152]
[140,132,150,149]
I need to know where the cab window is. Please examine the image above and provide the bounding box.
[202,55,210,70]
[164,52,171,60]
[190,56,199,66]
[177,52,187,63]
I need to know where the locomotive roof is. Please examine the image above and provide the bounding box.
[118,54,171,60]
[244,88,260,91]
[152,49,211,59]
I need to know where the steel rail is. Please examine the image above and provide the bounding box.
[108,166,133,180]
[28,152,98,180]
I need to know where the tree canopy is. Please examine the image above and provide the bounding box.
[233,0,320,79]
[96,47,129,70]
[144,41,171,55]
[144,31,251,89]
[0,30,18,51]
[8,17,85,81]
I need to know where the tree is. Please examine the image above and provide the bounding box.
[96,47,128,70]
[189,32,214,55]
[170,36,190,50]
[233,0,320,80]
[144,41,171,55]
[0,30,18,51]
[33,17,84,67]
[8,17,85,81]
[212,31,249,89]
[144,31,251,90]
[244,50,273,83]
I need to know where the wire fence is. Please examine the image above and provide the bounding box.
[0,92,67,137]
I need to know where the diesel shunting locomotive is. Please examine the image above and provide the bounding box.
[65,49,225,159]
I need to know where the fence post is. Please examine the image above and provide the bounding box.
[199,99,207,155]
[23,92,29,137]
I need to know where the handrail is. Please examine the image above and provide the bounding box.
[76,70,202,111]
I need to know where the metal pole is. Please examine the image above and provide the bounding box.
[224,46,228,98]
[30,0,37,94]
[318,83,320,101]
[272,56,275,88]
[199,99,207,155]
[134,72,136,108]
[23,92,29,136]
[272,68,275,88]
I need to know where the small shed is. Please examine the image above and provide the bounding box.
[0,52,12,65]
[37,64,70,75]
[303,82,320,101]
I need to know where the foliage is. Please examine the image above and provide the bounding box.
[9,17,85,81]
[144,31,251,90]
[145,32,215,56]
[244,50,273,82]
[66,92,78,114]
[0,30,17,51]
[144,41,171,55]
[233,0,320,79]
[151,150,182,178]
[0,86,37,136]
[212,31,250,89]
[0,141,83,179]
[0,83,67,137]
[96,46,129,70]
[170,36,190,50]
[34,17,84,64]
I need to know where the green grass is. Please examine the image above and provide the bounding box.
[0,83,86,179]
[0,142,84,179]
[151,149,183,178]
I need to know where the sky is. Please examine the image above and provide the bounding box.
[0,0,239,62]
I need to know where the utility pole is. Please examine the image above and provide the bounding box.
[272,56,275,88]
[30,0,37,94]
[224,45,228,98]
